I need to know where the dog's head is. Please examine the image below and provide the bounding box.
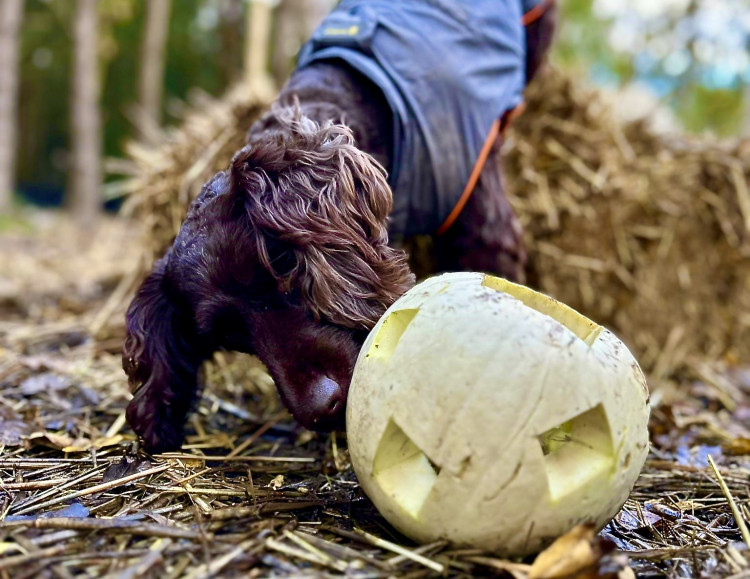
[123,109,415,452]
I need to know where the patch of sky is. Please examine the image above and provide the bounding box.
[592,0,749,92]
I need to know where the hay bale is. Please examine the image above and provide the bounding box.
[122,69,750,379]
[120,85,271,262]
[505,69,750,379]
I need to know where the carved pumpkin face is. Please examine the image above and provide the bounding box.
[346,272,650,556]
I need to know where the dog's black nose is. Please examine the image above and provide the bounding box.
[306,376,346,430]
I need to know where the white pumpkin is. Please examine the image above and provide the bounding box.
[346,272,650,556]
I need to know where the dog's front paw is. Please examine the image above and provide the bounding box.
[126,396,185,454]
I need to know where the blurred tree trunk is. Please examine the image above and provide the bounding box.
[219,0,243,85]
[272,0,335,85]
[138,0,172,142]
[70,0,102,226]
[304,0,335,29]
[271,0,300,86]
[244,0,274,97]
[0,0,24,212]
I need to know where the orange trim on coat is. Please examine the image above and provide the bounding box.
[436,102,526,236]
[435,0,548,236]
[522,0,554,27]
[436,119,501,236]
[501,100,526,134]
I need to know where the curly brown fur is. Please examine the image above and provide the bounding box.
[235,109,410,329]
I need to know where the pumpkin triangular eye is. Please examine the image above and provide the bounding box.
[372,419,438,519]
[366,308,419,360]
[537,404,615,503]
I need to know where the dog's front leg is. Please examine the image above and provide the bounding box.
[122,253,209,453]
[433,139,527,283]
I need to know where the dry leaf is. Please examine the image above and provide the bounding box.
[723,437,750,456]
[62,434,123,453]
[529,524,635,579]
[20,373,70,395]
[6,502,90,522]
[103,456,150,483]
[0,417,33,446]
[530,524,601,579]
[166,456,205,469]
[269,474,285,490]
[28,431,74,449]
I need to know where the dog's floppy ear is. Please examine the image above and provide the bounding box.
[231,115,415,330]
[287,147,414,329]
[122,253,207,453]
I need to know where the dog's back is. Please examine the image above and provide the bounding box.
[298,0,535,238]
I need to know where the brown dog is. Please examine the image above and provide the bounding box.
[123,0,556,452]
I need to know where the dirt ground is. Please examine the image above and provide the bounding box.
[0,211,749,578]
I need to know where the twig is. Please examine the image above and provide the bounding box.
[353,528,445,573]
[89,255,144,337]
[183,539,261,579]
[465,555,532,575]
[0,545,71,571]
[0,517,206,540]
[387,540,448,566]
[0,458,98,466]
[104,411,128,439]
[625,545,724,560]
[283,530,348,572]
[204,501,324,522]
[730,161,750,233]
[156,453,314,463]
[42,546,192,562]
[295,529,391,571]
[265,537,344,572]
[226,416,283,458]
[0,479,68,491]
[708,455,750,548]
[108,538,172,579]
[11,463,169,515]
[10,465,108,514]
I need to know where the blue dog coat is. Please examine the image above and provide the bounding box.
[298,0,545,238]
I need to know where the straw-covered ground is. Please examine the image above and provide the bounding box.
[1,70,749,577]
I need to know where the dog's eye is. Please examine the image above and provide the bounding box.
[280,287,303,305]
[264,236,297,278]
[269,247,297,277]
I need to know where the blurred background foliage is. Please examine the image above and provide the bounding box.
[555,0,749,135]
[17,0,242,206]
[10,0,750,207]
